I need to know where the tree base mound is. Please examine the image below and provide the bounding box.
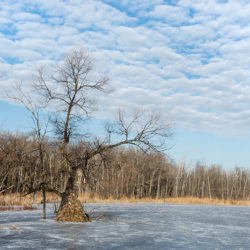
[54,196,91,222]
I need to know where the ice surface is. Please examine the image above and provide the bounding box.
[1,203,250,249]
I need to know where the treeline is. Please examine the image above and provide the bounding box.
[0,131,249,201]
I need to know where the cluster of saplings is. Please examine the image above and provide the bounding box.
[0,131,249,203]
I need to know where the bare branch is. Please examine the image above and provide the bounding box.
[32,48,109,144]
[96,109,173,157]
[22,182,62,197]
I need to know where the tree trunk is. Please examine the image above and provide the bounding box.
[207,174,212,199]
[55,167,90,222]
[175,166,181,197]
[156,170,161,199]
[42,189,46,219]
[149,170,156,197]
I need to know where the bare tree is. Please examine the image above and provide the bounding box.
[9,84,49,219]
[17,48,173,222]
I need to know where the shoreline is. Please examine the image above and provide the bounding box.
[1,193,250,207]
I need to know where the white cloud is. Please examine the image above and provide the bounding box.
[11,12,42,22]
[148,4,189,24]
[1,0,250,137]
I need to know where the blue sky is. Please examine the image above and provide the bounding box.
[1,0,250,169]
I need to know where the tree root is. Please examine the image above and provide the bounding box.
[54,196,91,222]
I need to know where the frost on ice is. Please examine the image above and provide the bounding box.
[1,203,250,249]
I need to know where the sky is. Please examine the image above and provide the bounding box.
[1,0,250,169]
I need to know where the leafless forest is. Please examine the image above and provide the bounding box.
[0,131,249,201]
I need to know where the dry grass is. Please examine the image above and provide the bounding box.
[0,206,37,211]
[78,193,250,206]
[0,205,37,211]
[1,192,250,207]
[0,193,59,208]
[0,225,20,230]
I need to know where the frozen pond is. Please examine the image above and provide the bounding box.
[1,203,250,249]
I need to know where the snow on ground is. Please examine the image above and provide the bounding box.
[0,203,250,249]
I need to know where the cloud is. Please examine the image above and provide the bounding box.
[1,0,250,137]
[11,12,42,22]
[147,4,189,25]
